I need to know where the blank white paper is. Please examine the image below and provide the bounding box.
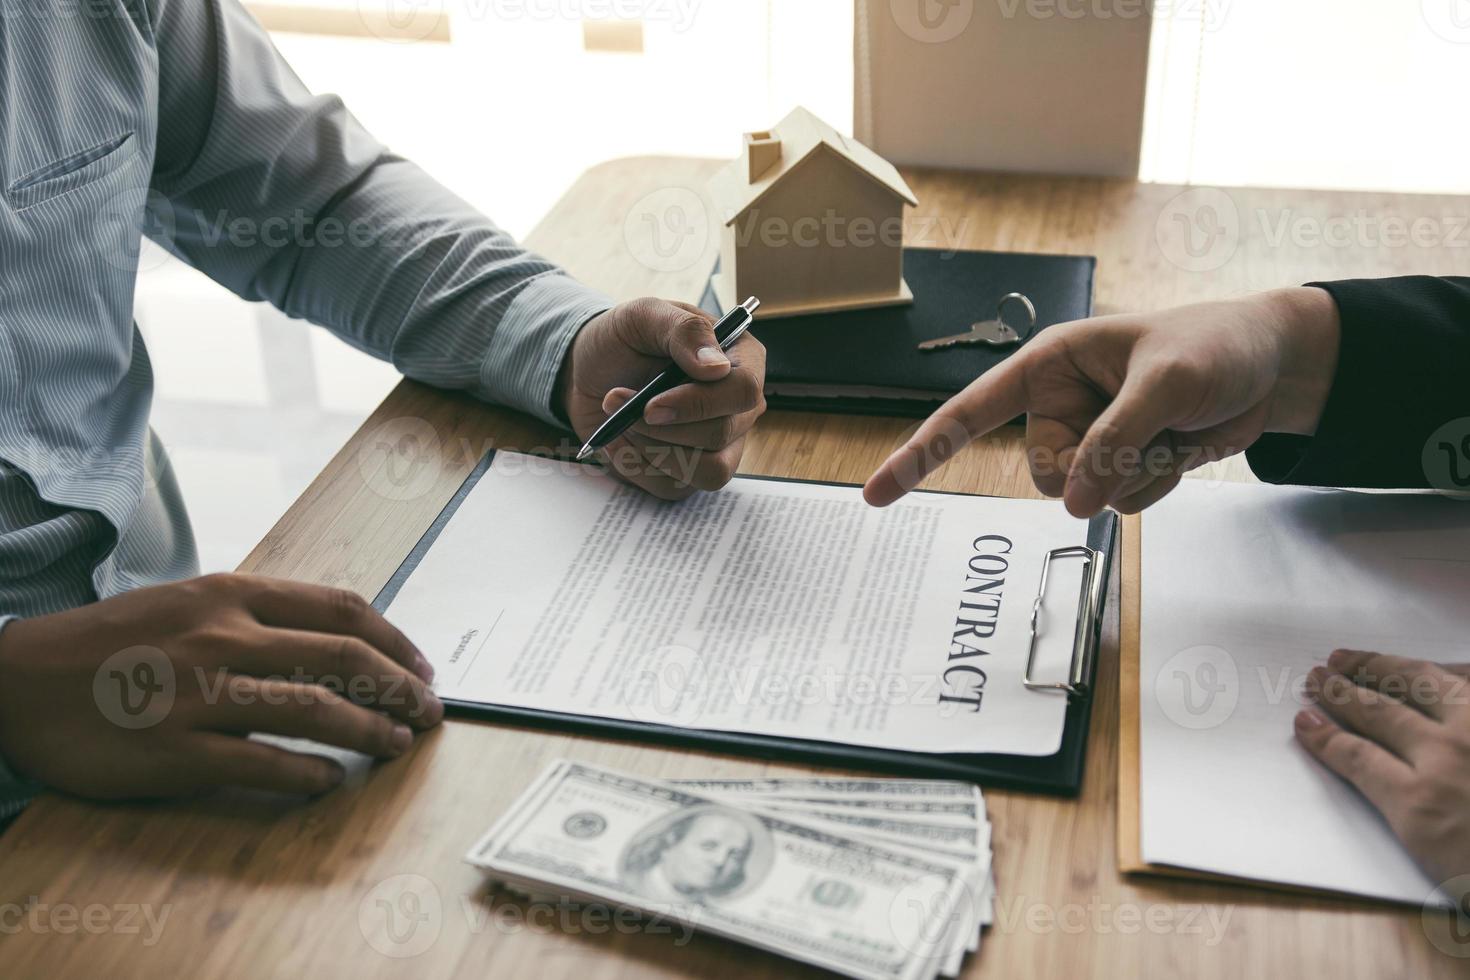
[1140,480,1470,906]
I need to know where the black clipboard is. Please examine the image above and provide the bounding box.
[374,451,1118,797]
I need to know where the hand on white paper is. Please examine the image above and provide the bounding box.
[0,574,443,800]
[1297,650,1470,901]
[864,287,1341,517]
[557,297,767,500]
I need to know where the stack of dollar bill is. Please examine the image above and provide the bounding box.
[466,760,994,980]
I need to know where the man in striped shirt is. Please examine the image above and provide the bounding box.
[0,0,765,811]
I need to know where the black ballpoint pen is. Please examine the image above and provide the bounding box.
[575,296,761,462]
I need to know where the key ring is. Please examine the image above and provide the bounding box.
[990,292,1038,344]
[915,290,1040,351]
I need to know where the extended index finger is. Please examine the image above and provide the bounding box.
[863,354,1030,507]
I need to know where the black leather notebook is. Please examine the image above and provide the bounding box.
[700,247,1096,417]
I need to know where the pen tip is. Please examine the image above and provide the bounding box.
[575,446,595,462]
[741,296,761,315]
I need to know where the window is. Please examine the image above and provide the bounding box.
[253,0,854,234]
[1141,1,1470,193]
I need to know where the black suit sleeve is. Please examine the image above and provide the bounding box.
[1245,276,1470,489]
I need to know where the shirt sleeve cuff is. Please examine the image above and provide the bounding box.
[1245,281,1369,486]
[478,273,613,428]
[1246,277,1470,489]
[0,616,40,820]
[1244,434,1312,484]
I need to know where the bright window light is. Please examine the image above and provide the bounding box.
[1141,0,1470,193]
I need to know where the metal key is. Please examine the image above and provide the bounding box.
[918,292,1037,351]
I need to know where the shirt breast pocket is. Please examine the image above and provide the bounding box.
[5,131,139,213]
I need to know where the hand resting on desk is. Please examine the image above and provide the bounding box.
[0,574,443,800]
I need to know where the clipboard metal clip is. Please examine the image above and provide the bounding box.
[1024,545,1106,698]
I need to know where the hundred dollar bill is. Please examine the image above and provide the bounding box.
[713,792,996,971]
[748,796,983,821]
[719,802,981,861]
[672,777,980,802]
[478,767,995,975]
[467,761,970,980]
[673,778,988,830]
[737,802,992,967]
[753,805,980,843]
[491,820,988,977]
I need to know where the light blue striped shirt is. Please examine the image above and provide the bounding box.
[0,0,613,813]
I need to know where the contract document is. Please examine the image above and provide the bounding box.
[383,452,1097,757]
[1140,480,1469,906]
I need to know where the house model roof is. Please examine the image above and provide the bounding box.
[712,106,919,226]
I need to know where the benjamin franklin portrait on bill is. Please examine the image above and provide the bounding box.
[619,805,773,904]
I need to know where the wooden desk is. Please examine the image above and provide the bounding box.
[2,159,1467,978]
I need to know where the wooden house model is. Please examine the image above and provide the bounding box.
[710,106,919,319]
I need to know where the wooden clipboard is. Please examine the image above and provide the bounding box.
[1115,514,1412,904]
[1117,514,1149,873]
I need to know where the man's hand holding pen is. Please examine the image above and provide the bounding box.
[556,297,768,499]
